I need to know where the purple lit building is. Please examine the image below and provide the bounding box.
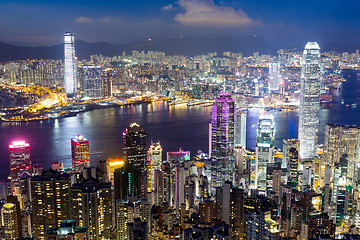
[210,92,235,188]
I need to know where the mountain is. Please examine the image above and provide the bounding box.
[0,35,276,61]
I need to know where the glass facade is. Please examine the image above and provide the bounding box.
[255,114,275,193]
[64,32,77,97]
[210,92,235,188]
[298,42,321,160]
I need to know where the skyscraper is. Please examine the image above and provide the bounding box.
[147,142,162,193]
[64,32,77,98]
[71,135,90,172]
[298,42,321,160]
[9,140,31,193]
[123,123,147,169]
[255,114,275,193]
[235,110,247,148]
[269,62,280,91]
[210,92,235,188]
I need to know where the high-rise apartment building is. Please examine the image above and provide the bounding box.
[210,92,235,188]
[31,169,71,240]
[255,114,275,193]
[102,68,113,97]
[2,195,22,239]
[70,177,113,240]
[64,32,77,98]
[71,135,90,172]
[298,42,321,160]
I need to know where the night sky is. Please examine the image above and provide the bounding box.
[0,0,359,48]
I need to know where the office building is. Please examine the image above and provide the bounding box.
[255,114,275,193]
[210,92,235,188]
[147,142,162,193]
[123,123,147,198]
[64,32,77,98]
[298,42,321,160]
[31,169,71,240]
[235,110,247,148]
[71,135,90,172]
[269,62,280,91]
[80,65,102,99]
[9,140,31,193]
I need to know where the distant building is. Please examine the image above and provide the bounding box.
[269,62,280,91]
[102,68,113,97]
[71,135,90,172]
[80,65,102,98]
[64,32,77,98]
[298,42,321,160]
[235,110,247,148]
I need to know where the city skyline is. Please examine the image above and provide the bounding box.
[0,0,360,48]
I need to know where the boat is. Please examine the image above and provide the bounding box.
[277,107,282,112]
[264,107,270,111]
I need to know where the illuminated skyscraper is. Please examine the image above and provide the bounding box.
[123,123,147,169]
[71,135,90,172]
[235,110,247,148]
[64,32,77,98]
[210,92,235,188]
[255,114,275,193]
[9,140,31,193]
[298,42,321,160]
[147,142,162,193]
[269,62,280,91]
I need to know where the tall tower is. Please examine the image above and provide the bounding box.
[255,114,275,193]
[9,140,31,194]
[235,110,247,148]
[71,135,90,172]
[210,92,235,188]
[64,32,77,98]
[298,42,321,160]
[123,123,147,198]
[269,62,280,91]
[147,142,162,193]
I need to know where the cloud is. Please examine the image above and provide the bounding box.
[162,4,174,10]
[75,16,93,23]
[75,16,112,24]
[175,0,258,26]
